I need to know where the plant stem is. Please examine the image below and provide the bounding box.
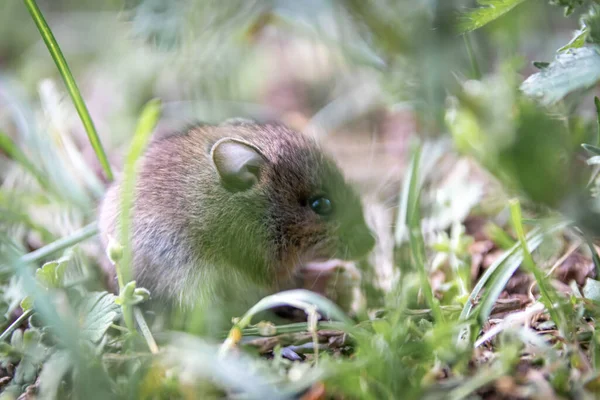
[22,223,98,264]
[23,0,113,181]
[0,309,33,342]
[134,307,159,354]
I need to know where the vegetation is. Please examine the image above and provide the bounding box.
[3,0,600,398]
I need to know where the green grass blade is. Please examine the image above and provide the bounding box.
[118,99,162,287]
[460,220,568,322]
[404,146,443,322]
[508,199,561,326]
[458,0,530,33]
[594,96,600,146]
[22,0,113,181]
[463,33,481,80]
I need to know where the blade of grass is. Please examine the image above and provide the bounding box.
[460,220,568,321]
[112,99,160,337]
[22,0,113,181]
[117,98,162,288]
[405,145,443,322]
[463,33,481,80]
[595,96,600,147]
[508,199,561,327]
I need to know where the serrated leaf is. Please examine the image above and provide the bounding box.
[458,0,530,33]
[77,292,120,343]
[583,278,600,302]
[521,47,600,105]
[36,256,70,289]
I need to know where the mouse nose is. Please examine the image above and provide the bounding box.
[348,228,376,258]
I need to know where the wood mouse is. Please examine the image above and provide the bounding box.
[98,119,375,312]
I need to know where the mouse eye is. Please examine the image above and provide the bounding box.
[309,196,333,216]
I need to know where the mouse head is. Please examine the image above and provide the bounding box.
[210,124,375,278]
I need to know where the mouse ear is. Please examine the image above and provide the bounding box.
[210,138,267,192]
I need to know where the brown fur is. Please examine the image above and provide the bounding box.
[98,121,374,308]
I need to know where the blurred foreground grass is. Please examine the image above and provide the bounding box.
[4,0,600,399]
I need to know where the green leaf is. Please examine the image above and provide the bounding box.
[558,28,588,52]
[521,47,600,105]
[35,255,70,289]
[458,0,530,33]
[115,281,150,306]
[76,292,120,343]
[20,296,33,312]
[583,278,600,302]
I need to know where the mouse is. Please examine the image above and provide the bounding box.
[98,119,375,320]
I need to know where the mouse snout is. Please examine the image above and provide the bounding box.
[345,225,376,259]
